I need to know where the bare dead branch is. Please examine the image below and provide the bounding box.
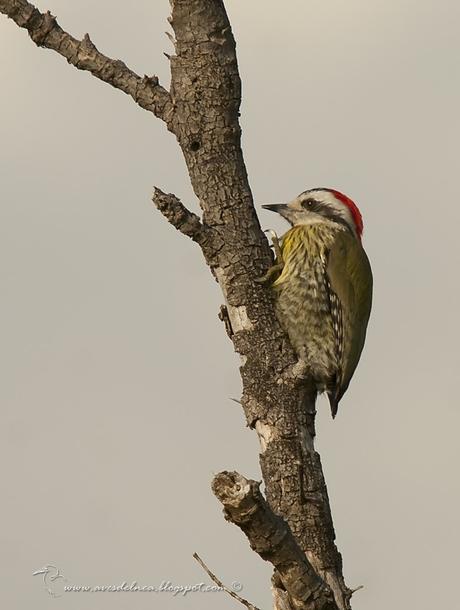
[0,0,173,121]
[212,471,338,610]
[193,552,262,610]
[152,187,206,243]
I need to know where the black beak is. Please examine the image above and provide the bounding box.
[262,204,288,213]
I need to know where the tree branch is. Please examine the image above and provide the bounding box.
[212,472,338,610]
[152,187,206,244]
[0,0,173,121]
[193,552,262,610]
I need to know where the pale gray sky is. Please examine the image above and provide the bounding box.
[1,1,459,609]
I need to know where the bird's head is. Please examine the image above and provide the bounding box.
[262,188,364,240]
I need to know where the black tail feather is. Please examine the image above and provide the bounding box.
[328,392,339,419]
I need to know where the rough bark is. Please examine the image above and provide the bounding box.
[0,1,357,609]
[212,471,337,610]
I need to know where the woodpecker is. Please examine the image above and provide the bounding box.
[261,188,373,417]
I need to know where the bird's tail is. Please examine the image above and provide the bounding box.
[327,390,341,419]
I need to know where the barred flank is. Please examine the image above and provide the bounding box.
[272,224,345,391]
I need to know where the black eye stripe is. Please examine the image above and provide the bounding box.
[300,200,353,233]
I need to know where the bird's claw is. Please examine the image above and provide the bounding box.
[255,262,284,283]
[255,271,271,284]
[264,229,283,260]
[256,229,284,283]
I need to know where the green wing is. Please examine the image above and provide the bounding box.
[326,231,373,413]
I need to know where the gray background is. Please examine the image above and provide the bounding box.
[1,1,459,609]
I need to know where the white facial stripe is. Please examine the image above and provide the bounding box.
[298,190,357,235]
[288,212,338,229]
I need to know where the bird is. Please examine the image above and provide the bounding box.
[261,188,373,417]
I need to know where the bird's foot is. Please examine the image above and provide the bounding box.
[291,358,309,380]
[256,230,284,283]
[255,262,284,283]
[280,358,309,382]
[265,229,283,260]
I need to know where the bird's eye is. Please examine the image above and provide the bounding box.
[302,198,315,208]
